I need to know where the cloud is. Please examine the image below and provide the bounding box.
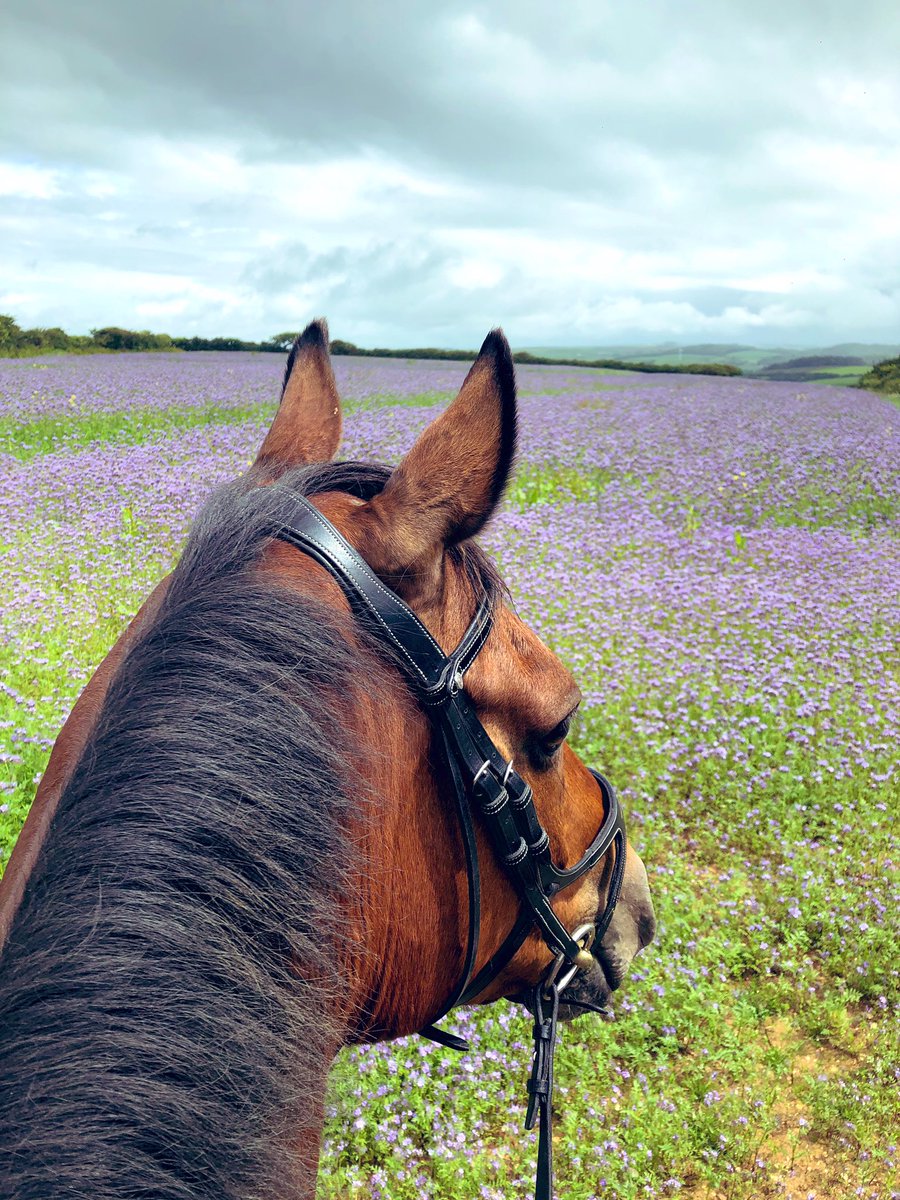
[0,162,59,200]
[1,0,899,345]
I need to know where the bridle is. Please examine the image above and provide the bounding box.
[268,487,627,1200]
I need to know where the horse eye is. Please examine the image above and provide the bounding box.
[528,713,574,769]
[543,715,572,748]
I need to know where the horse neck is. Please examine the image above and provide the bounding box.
[340,678,457,1038]
[0,584,365,1200]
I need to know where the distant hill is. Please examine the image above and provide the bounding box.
[764,355,866,368]
[823,342,900,360]
[679,343,756,355]
[526,342,900,386]
[528,341,900,365]
[0,314,738,378]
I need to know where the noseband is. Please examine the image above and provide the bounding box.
[269,489,627,1200]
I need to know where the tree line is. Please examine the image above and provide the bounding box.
[0,313,742,377]
[0,314,293,356]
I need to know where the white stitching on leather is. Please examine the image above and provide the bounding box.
[280,499,437,682]
[270,491,493,701]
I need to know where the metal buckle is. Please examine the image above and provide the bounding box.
[472,759,514,806]
[542,923,596,997]
[472,760,492,789]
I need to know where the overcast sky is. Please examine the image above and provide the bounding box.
[2,0,899,348]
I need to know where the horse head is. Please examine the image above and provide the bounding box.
[248,320,655,1036]
[0,320,654,1199]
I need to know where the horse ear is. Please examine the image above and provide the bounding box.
[252,318,342,477]
[358,329,516,598]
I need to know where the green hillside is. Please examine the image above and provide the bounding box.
[527,342,900,385]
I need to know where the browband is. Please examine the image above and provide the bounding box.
[266,487,493,705]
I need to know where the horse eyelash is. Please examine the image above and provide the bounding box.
[545,701,581,745]
[527,706,579,770]
[544,715,572,746]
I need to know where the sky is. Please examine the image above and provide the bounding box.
[2,0,899,349]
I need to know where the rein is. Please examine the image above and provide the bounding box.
[268,489,627,1200]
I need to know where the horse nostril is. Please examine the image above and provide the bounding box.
[637,907,656,951]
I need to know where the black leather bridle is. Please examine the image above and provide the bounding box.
[268,487,627,1200]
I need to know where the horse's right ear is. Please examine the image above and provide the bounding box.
[252,318,342,478]
[354,329,517,603]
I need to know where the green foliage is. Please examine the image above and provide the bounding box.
[0,388,453,461]
[171,335,270,352]
[506,463,613,507]
[330,339,478,362]
[0,314,19,354]
[0,314,106,357]
[267,332,299,352]
[0,399,274,461]
[859,355,900,395]
[515,350,741,376]
[91,327,173,351]
[0,314,176,356]
[328,338,362,355]
[763,355,866,369]
[0,313,742,379]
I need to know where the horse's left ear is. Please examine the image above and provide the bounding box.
[356,329,516,600]
[252,318,342,478]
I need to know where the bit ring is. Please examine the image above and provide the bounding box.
[542,922,596,997]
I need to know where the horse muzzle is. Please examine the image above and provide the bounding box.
[560,842,656,1019]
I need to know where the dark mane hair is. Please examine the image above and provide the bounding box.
[0,459,505,1199]
[0,458,509,1200]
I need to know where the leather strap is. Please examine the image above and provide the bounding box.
[265,486,629,1200]
[525,980,560,1200]
[266,486,626,995]
[268,488,493,705]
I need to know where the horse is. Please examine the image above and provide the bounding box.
[0,322,655,1200]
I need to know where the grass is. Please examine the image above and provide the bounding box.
[350,389,452,409]
[0,389,453,461]
[758,366,870,387]
[1,370,897,1200]
[0,402,277,460]
[506,462,615,507]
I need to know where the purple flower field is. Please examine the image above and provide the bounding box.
[0,350,587,423]
[1,353,898,1199]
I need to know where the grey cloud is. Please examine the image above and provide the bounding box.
[244,239,474,341]
[2,0,899,345]
[3,0,893,189]
[238,235,896,349]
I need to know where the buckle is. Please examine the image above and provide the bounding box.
[542,923,596,997]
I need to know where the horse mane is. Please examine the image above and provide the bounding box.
[0,460,469,1200]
